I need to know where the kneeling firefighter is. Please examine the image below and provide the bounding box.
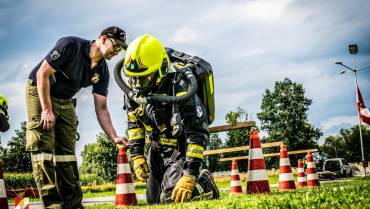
[114,34,219,204]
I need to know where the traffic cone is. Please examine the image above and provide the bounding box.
[230,160,243,194]
[279,145,296,191]
[0,161,9,209]
[115,147,137,207]
[297,159,307,188]
[14,196,30,209]
[306,152,320,188]
[246,130,270,194]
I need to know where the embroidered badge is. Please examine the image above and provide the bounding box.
[196,106,203,118]
[91,73,100,84]
[50,50,61,60]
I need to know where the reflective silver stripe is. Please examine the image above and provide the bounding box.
[54,155,77,162]
[31,153,53,162]
[186,148,203,155]
[0,179,6,198]
[195,183,204,194]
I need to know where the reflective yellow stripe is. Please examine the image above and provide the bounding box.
[54,155,77,162]
[187,144,204,151]
[31,153,53,162]
[176,91,188,96]
[186,144,204,159]
[128,128,145,140]
[209,74,214,94]
[159,138,177,146]
[187,151,204,159]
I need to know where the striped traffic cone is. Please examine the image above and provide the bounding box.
[0,161,9,209]
[306,152,320,188]
[297,159,307,188]
[246,130,271,194]
[279,145,296,191]
[14,196,30,209]
[115,147,137,207]
[230,160,243,194]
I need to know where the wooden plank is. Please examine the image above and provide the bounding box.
[204,141,283,156]
[219,148,319,162]
[209,121,256,133]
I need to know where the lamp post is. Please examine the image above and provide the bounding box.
[334,44,370,176]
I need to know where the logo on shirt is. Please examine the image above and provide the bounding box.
[50,50,61,61]
[91,73,100,84]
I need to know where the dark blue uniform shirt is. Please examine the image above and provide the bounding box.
[29,36,109,99]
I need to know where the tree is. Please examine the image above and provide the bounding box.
[257,78,322,167]
[321,125,370,162]
[2,122,32,172]
[206,134,223,172]
[80,133,118,182]
[223,107,253,172]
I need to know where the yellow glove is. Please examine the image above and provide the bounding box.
[131,155,149,182]
[171,174,196,203]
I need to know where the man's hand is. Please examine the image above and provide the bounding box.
[132,155,149,182]
[171,174,196,203]
[40,109,55,130]
[113,136,128,147]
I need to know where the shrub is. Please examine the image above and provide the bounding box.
[4,173,36,189]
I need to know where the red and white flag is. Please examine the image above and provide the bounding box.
[356,86,370,125]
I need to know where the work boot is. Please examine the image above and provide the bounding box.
[193,169,220,200]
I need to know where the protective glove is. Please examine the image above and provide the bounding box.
[131,155,149,182]
[171,173,196,203]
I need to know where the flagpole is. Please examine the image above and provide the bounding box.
[353,54,366,176]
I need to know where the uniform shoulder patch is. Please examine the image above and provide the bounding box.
[91,73,100,84]
[50,50,61,61]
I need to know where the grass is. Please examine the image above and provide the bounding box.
[84,177,370,209]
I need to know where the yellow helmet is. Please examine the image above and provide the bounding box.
[0,94,8,110]
[124,34,170,78]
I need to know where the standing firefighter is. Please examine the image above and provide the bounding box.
[0,94,10,132]
[25,26,128,209]
[114,34,219,204]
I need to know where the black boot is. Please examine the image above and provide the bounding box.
[192,169,220,200]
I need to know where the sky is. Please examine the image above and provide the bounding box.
[0,0,369,164]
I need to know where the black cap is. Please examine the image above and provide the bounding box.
[101,26,127,49]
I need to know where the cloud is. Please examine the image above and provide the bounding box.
[320,115,358,133]
[0,0,369,157]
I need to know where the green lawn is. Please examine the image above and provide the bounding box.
[84,177,370,209]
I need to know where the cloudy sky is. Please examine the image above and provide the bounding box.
[0,0,369,163]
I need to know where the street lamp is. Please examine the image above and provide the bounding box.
[334,44,370,176]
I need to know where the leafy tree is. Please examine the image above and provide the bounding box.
[80,133,118,182]
[223,107,253,172]
[206,134,223,172]
[2,122,32,172]
[321,125,370,162]
[257,78,322,168]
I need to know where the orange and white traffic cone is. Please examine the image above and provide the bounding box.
[230,160,243,194]
[0,161,9,209]
[14,196,30,209]
[306,152,320,188]
[297,159,307,188]
[115,147,137,207]
[279,145,296,191]
[246,130,270,194]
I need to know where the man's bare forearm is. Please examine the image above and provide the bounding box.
[36,67,52,111]
[96,109,117,140]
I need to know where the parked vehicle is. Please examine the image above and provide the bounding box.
[323,158,353,178]
[303,152,326,172]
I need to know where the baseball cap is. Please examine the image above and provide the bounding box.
[101,26,127,49]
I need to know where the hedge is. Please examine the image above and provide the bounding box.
[3,173,106,189]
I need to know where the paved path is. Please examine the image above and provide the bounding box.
[8,194,146,209]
